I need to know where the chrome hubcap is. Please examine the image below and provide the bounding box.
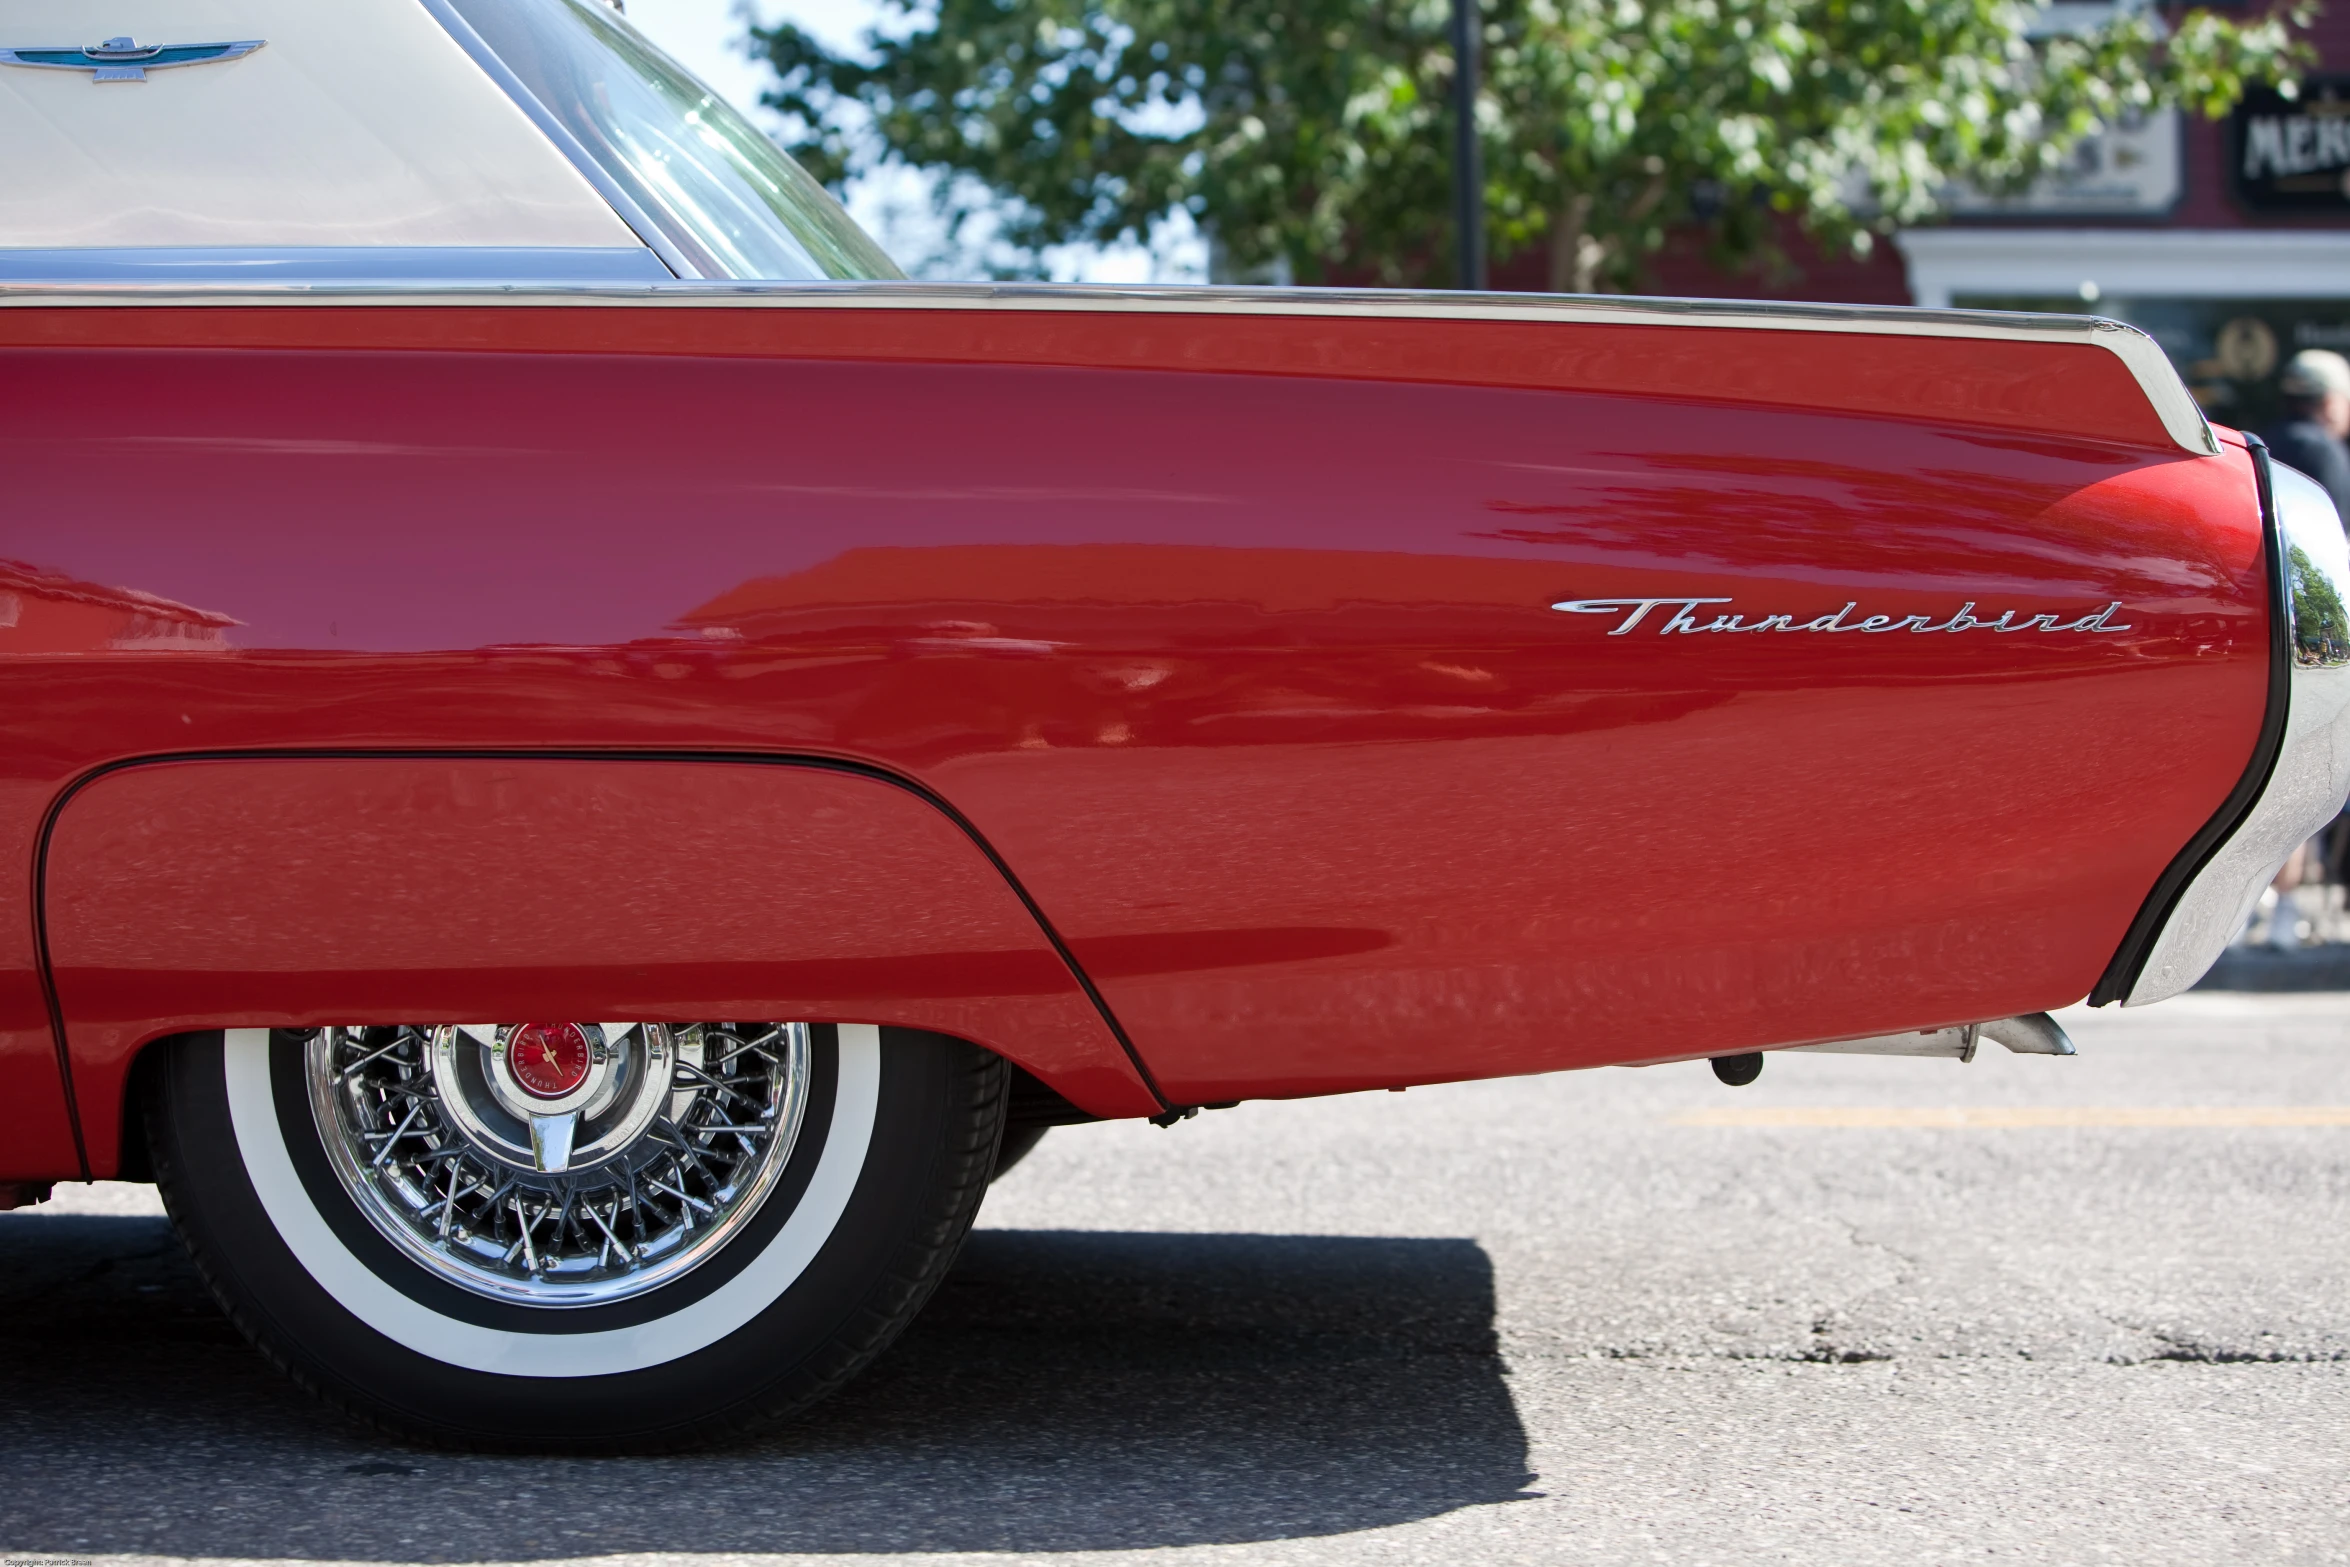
[307,1022,813,1306]
[428,1022,680,1177]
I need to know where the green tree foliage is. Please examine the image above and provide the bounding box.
[757,0,2313,289]
[2291,543,2350,662]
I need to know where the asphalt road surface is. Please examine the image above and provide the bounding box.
[4,994,2348,1566]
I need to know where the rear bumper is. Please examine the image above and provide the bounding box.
[2121,448,2350,1005]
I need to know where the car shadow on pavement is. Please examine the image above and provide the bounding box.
[0,1215,1535,1557]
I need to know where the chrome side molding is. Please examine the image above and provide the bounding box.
[2124,455,2350,1005]
[0,276,2214,456]
[1790,1011,2077,1062]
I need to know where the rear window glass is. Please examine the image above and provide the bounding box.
[448,0,900,281]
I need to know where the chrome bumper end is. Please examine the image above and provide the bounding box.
[2123,455,2350,1005]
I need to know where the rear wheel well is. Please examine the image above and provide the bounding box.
[117,1031,1091,1191]
[112,1036,175,1185]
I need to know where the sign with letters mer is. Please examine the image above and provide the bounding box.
[2233,77,2350,213]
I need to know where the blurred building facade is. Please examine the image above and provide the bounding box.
[1496,4,2350,432]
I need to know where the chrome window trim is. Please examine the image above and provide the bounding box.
[0,247,671,283]
[0,280,2214,456]
[436,0,895,282]
[2125,450,2350,1004]
[411,0,692,279]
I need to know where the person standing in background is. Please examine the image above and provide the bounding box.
[2261,350,2350,524]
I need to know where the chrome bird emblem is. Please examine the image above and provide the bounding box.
[0,36,264,82]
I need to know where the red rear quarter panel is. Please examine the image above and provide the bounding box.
[44,757,1159,1173]
[0,303,2268,1168]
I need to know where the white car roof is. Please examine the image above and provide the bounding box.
[0,0,896,281]
[0,0,637,250]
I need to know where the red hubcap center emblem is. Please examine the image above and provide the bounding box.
[508,1022,592,1099]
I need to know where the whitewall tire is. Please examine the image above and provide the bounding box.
[150,1023,1007,1450]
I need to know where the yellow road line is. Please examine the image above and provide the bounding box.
[1671,1107,2350,1129]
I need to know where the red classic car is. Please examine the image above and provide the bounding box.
[3,0,2344,1450]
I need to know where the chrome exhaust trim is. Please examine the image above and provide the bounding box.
[2122,455,2350,1005]
[1789,1011,2077,1061]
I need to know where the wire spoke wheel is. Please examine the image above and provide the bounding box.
[155,1022,1007,1449]
[307,1022,812,1306]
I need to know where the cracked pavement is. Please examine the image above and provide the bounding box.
[2,993,2348,1564]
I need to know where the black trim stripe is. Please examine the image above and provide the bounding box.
[32,747,1175,1125]
[2089,435,2291,1006]
[29,785,89,1180]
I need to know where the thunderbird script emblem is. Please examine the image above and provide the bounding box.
[1552,596,2132,636]
[0,36,264,82]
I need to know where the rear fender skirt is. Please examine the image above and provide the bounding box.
[38,751,1168,1175]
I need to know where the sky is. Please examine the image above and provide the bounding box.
[621,0,1206,281]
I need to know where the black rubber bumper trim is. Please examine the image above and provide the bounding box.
[32,747,1176,1132]
[2089,434,2290,1006]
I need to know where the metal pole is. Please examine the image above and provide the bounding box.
[1450,0,1485,290]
